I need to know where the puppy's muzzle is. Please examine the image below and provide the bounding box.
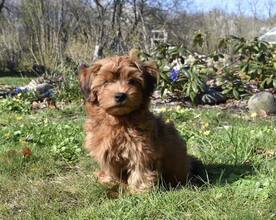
[115,92,127,103]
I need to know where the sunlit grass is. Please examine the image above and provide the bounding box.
[0,103,275,219]
[0,76,34,87]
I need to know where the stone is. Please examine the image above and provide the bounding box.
[247,92,276,114]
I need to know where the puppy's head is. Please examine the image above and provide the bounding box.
[79,51,159,116]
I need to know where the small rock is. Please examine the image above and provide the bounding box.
[247,92,276,114]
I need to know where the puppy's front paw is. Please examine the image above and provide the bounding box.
[127,170,157,194]
[128,185,151,194]
[94,170,115,185]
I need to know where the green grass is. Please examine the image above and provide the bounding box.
[0,76,34,86]
[0,102,275,219]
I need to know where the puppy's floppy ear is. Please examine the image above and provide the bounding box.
[128,49,159,96]
[79,63,101,101]
[142,61,159,96]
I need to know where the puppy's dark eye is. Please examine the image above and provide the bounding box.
[128,79,138,85]
[103,80,109,86]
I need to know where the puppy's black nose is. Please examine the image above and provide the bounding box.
[115,92,127,103]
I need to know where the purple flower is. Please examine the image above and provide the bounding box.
[170,69,180,82]
[15,87,29,94]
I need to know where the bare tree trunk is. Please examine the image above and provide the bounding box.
[93,0,106,60]
[139,8,150,52]
[125,0,142,47]
[266,0,276,26]
[110,0,126,54]
[0,0,5,13]
[248,0,259,36]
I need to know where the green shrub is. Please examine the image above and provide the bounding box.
[144,35,276,101]
[229,36,276,89]
[52,137,82,162]
[51,63,82,102]
[145,43,207,103]
[0,96,31,113]
[1,115,85,162]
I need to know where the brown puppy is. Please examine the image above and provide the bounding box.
[80,51,201,192]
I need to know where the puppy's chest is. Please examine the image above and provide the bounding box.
[97,126,150,163]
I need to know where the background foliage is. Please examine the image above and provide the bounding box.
[143,35,276,102]
[0,0,276,72]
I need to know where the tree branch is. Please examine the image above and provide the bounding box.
[0,0,6,13]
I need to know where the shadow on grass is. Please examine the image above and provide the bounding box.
[0,69,42,77]
[199,163,256,186]
[102,163,257,197]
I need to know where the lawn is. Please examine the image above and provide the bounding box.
[0,76,34,87]
[0,99,275,219]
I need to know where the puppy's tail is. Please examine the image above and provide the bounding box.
[188,155,206,185]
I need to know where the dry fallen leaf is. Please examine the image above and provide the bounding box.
[31,101,40,110]
[47,100,58,109]
[22,147,32,158]
[255,148,276,158]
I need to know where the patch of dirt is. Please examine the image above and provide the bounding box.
[0,85,15,98]
[151,91,248,113]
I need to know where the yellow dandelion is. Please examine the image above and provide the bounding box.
[4,133,11,138]
[202,122,209,129]
[250,112,257,118]
[19,139,28,145]
[165,118,172,123]
[203,130,210,136]
[175,105,181,111]
[16,116,23,121]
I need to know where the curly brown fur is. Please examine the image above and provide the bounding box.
[79,51,202,192]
